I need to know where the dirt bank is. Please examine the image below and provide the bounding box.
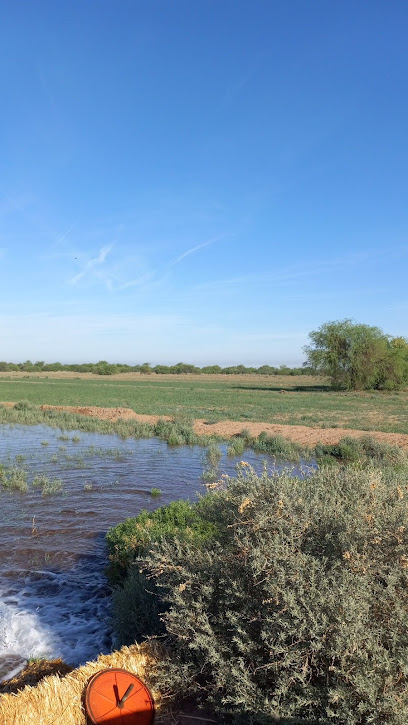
[3,402,408,449]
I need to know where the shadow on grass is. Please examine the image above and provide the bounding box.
[178,698,324,725]
[244,718,322,725]
[230,385,331,393]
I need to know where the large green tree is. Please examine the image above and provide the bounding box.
[304,319,408,390]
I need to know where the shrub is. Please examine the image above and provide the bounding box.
[106,499,219,585]
[205,444,222,468]
[95,360,117,375]
[227,437,245,457]
[154,417,199,446]
[112,568,164,645]
[202,444,223,480]
[239,428,253,444]
[166,430,185,446]
[142,464,408,724]
[107,498,220,647]
[14,400,34,411]
[253,432,305,460]
[315,437,362,463]
[316,435,407,467]
[234,430,309,461]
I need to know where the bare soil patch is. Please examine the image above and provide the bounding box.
[39,404,143,422]
[194,419,408,449]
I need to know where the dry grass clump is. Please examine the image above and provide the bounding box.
[0,641,162,725]
[0,659,73,693]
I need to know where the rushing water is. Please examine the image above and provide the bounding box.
[0,424,310,680]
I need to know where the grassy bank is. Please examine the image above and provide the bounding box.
[0,403,220,446]
[0,373,408,433]
[0,403,406,470]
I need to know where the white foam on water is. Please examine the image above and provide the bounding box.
[0,564,112,681]
[0,600,53,656]
[0,600,55,680]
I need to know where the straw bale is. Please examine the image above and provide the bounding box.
[0,641,161,725]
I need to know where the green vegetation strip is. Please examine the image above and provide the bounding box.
[1,374,408,432]
[0,403,406,472]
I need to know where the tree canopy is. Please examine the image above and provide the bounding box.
[304,319,408,390]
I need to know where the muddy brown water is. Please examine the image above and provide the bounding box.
[0,424,311,680]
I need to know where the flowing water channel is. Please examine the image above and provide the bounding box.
[0,424,310,680]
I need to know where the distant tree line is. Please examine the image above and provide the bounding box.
[0,360,314,376]
[3,321,407,388]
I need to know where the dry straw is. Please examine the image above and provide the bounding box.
[0,642,162,725]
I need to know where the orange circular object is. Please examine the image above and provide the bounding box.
[85,668,155,725]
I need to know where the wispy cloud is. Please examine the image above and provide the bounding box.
[190,249,389,296]
[214,53,265,114]
[115,271,158,292]
[55,223,75,246]
[69,244,113,286]
[170,234,228,267]
[217,71,252,112]
[64,241,161,294]
[56,223,230,294]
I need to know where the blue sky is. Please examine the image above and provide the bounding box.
[1,1,407,365]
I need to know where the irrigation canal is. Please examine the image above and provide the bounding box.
[0,423,311,680]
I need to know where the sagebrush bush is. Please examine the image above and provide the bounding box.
[141,464,408,724]
[112,568,164,645]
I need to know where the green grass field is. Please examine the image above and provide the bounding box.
[0,373,407,433]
